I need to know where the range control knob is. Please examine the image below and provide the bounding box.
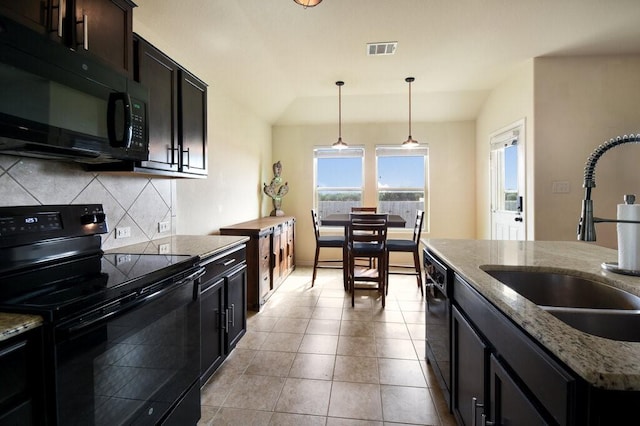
[81,213,106,225]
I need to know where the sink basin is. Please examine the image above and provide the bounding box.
[542,307,640,342]
[482,268,640,309]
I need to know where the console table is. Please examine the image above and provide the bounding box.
[220,216,295,311]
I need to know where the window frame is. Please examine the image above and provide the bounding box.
[314,146,366,217]
[375,145,429,231]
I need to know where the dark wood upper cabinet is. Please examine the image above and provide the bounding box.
[179,69,207,176]
[70,0,135,77]
[0,0,135,78]
[128,33,207,178]
[135,36,180,173]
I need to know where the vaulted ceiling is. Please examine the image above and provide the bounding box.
[134,0,640,125]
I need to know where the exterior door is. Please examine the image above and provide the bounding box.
[490,119,525,240]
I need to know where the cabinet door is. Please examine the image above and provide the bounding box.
[489,354,547,425]
[72,0,134,77]
[286,219,295,272]
[272,226,282,288]
[0,0,52,35]
[452,306,489,426]
[0,328,44,425]
[179,69,207,176]
[200,278,225,384]
[134,35,180,172]
[225,264,247,351]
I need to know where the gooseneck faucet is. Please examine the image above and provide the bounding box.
[578,134,640,241]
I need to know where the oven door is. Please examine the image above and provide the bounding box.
[52,270,202,425]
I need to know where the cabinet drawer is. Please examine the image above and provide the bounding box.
[201,246,247,285]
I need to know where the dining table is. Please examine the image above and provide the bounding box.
[320,213,407,290]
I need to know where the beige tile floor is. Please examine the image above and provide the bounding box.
[198,266,457,426]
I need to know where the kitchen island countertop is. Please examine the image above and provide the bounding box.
[422,238,640,390]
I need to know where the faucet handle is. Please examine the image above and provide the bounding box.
[624,194,636,205]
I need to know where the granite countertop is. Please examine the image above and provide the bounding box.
[106,234,250,260]
[0,313,42,342]
[422,238,640,391]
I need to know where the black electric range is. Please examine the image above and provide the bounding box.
[0,204,203,425]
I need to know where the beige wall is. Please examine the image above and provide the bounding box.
[534,56,640,248]
[475,61,534,240]
[273,121,476,266]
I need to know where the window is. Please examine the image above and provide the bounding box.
[314,147,364,218]
[376,146,428,228]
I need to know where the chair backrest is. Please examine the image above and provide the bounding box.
[348,213,388,246]
[412,210,425,243]
[310,209,321,242]
[351,206,377,213]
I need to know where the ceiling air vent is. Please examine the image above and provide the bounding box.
[367,42,397,56]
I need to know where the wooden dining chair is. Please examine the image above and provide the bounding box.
[347,213,388,307]
[311,209,345,287]
[350,206,378,267]
[386,210,425,296]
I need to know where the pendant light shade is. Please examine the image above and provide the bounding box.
[332,81,348,149]
[402,77,419,148]
[293,0,322,8]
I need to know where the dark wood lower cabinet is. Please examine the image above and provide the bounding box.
[199,244,247,385]
[489,354,547,426]
[0,327,44,425]
[452,306,488,426]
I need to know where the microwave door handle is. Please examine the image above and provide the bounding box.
[107,92,133,148]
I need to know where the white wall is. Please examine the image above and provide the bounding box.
[273,121,476,266]
[475,61,534,240]
[533,56,640,248]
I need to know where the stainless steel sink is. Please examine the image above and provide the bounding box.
[482,268,640,310]
[542,307,640,342]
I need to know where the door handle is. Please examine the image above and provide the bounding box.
[514,216,523,222]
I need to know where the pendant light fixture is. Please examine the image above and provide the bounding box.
[332,81,348,149]
[402,77,419,148]
[293,0,322,8]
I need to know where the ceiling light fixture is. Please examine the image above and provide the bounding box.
[293,0,322,8]
[402,77,419,148]
[332,81,348,149]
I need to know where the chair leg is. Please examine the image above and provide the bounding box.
[413,249,424,296]
[312,246,320,287]
[381,254,386,308]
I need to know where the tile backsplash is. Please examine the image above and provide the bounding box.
[0,155,175,250]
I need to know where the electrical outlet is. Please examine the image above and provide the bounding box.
[158,221,171,233]
[115,227,131,239]
[116,254,131,265]
[159,243,170,254]
[552,181,571,194]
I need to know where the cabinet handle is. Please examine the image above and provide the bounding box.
[223,308,229,333]
[472,397,485,426]
[77,13,88,50]
[229,303,235,328]
[481,413,495,426]
[182,147,190,168]
[220,258,236,267]
[53,0,65,38]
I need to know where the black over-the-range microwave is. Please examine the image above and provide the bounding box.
[0,14,149,163]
